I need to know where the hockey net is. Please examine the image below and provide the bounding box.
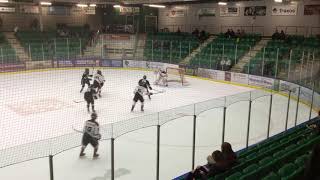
[166,67,187,85]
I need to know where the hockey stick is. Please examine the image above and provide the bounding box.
[72,126,84,133]
[73,99,85,103]
[152,88,166,93]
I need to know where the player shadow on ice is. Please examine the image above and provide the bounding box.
[91,168,130,180]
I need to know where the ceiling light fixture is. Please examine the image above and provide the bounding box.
[274,0,283,2]
[218,2,227,6]
[40,2,52,6]
[148,4,166,8]
[89,4,96,7]
[77,4,88,8]
[0,0,9,3]
[113,5,121,8]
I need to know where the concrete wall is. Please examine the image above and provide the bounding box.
[158,0,320,36]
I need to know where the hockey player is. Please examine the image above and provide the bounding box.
[92,70,105,97]
[80,68,92,93]
[154,68,168,87]
[131,81,151,112]
[79,112,101,158]
[138,75,152,99]
[84,85,96,113]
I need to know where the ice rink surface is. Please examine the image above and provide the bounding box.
[0,68,317,180]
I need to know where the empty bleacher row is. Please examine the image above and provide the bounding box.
[0,32,18,63]
[189,33,261,70]
[15,27,91,61]
[245,35,320,77]
[144,32,200,64]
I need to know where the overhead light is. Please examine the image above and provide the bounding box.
[89,4,96,7]
[40,2,52,6]
[0,0,9,3]
[274,0,282,2]
[218,2,227,5]
[113,5,121,8]
[77,4,88,8]
[148,4,166,8]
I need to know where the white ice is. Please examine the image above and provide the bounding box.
[0,68,316,180]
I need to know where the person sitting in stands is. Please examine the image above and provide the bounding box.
[221,142,237,168]
[199,30,206,41]
[236,29,241,38]
[304,143,320,180]
[279,30,286,40]
[272,30,280,40]
[176,28,181,35]
[306,111,320,135]
[185,150,228,180]
[225,29,231,38]
[192,28,200,37]
[230,29,236,38]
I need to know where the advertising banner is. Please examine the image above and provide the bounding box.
[197,68,225,81]
[19,5,39,14]
[0,7,15,13]
[56,60,73,67]
[231,73,249,84]
[244,6,266,16]
[248,75,275,88]
[198,8,216,18]
[25,61,52,70]
[119,7,139,15]
[73,59,99,67]
[168,9,185,17]
[272,5,297,16]
[0,63,25,72]
[84,7,95,15]
[304,5,320,15]
[220,7,240,17]
[123,60,147,68]
[100,59,123,67]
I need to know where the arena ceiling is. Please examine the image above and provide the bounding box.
[28,0,264,5]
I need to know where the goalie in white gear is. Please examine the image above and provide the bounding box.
[154,68,168,87]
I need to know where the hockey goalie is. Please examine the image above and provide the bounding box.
[154,68,168,87]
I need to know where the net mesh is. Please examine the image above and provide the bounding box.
[166,67,186,85]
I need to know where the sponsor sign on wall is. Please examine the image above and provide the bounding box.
[84,7,95,15]
[0,7,15,13]
[119,7,139,15]
[19,5,39,14]
[272,5,297,16]
[304,5,320,15]
[248,75,275,88]
[168,9,185,17]
[198,8,216,18]
[197,68,225,81]
[231,73,249,84]
[100,59,123,67]
[123,60,147,68]
[0,63,25,72]
[244,6,266,16]
[220,7,240,17]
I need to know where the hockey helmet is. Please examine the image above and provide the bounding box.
[138,80,144,86]
[143,75,147,79]
[85,68,89,73]
[97,70,102,75]
[91,112,98,119]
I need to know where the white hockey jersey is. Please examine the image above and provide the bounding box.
[134,86,146,96]
[94,74,105,84]
[83,120,100,139]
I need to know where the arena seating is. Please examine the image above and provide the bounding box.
[189,33,261,70]
[176,118,320,180]
[15,27,91,61]
[0,32,18,63]
[143,32,200,63]
[246,35,320,76]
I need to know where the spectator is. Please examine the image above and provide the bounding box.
[199,30,206,41]
[186,150,228,180]
[236,29,241,38]
[240,29,246,37]
[192,28,200,37]
[225,29,231,38]
[306,111,320,135]
[279,30,286,40]
[176,28,181,35]
[304,143,320,180]
[13,25,19,33]
[221,142,237,168]
[272,30,280,40]
[230,29,235,38]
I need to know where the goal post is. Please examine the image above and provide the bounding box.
[166,67,187,85]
